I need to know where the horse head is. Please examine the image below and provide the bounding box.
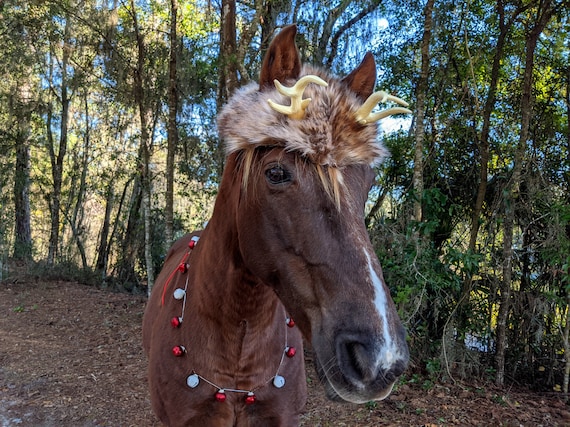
[218,24,410,404]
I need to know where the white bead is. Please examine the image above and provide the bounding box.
[187,374,200,388]
[173,288,186,300]
[273,375,285,388]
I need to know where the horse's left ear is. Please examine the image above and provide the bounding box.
[259,24,302,90]
[341,52,377,101]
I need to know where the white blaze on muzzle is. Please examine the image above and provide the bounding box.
[364,249,399,370]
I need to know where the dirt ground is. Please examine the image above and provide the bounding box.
[1,272,570,427]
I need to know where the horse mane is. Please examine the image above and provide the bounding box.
[218,64,388,204]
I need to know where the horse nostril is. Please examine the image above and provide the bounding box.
[337,336,376,383]
[336,333,408,387]
[392,359,406,377]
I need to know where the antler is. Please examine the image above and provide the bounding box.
[268,75,328,120]
[355,91,412,125]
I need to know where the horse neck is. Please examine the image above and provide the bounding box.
[190,154,282,331]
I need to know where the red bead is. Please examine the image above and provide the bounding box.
[286,317,295,328]
[285,346,296,358]
[245,393,256,405]
[215,390,226,402]
[189,236,199,249]
[177,263,188,273]
[170,316,182,328]
[172,345,186,357]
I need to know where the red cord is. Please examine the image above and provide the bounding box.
[160,251,190,306]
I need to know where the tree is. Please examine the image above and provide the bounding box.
[165,0,179,246]
[495,0,560,386]
[45,9,74,265]
[0,1,40,261]
[412,0,434,223]
[129,0,156,293]
[456,0,530,345]
[11,81,35,261]
[218,0,238,106]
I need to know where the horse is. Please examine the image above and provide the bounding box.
[142,24,410,427]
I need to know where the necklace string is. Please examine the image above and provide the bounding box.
[164,235,297,404]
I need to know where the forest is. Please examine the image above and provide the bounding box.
[0,0,569,395]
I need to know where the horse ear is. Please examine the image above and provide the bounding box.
[341,52,377,101]
[259,24,301,90]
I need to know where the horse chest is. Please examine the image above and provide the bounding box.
[147,251,307,425]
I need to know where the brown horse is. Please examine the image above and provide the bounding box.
[143,25,410,427]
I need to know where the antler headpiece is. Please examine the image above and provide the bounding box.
[354,91,411,125]
[268,75,411,124]
[268,75,328,120]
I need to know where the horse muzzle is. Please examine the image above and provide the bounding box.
[313,327,409,404]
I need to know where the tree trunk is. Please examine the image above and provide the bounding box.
[495,0,555,386]
[412,0,434,223]
[564,56,570,391]
[165,0,178,247]
[64,210,88,270]
[467,0,516,252]
[47,17,72,265]
[495,193,515,386]
[218,0,237,106]
[565,46,570,225]
[142,172,154,295]
[68,91,91,271]
[324,2,383,68]
[95,185,114,281]
[365,189,387,228]
[131,0,155,293]
[215,0,237,176]
[46,88,70,265]
[260,1,280,55]
[107,177,136,283]
[313,0,352,65]
[116,175,143,286]
[563,294,570,399]
[13,114,32,260]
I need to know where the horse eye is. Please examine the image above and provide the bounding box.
[265,165,291,185]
